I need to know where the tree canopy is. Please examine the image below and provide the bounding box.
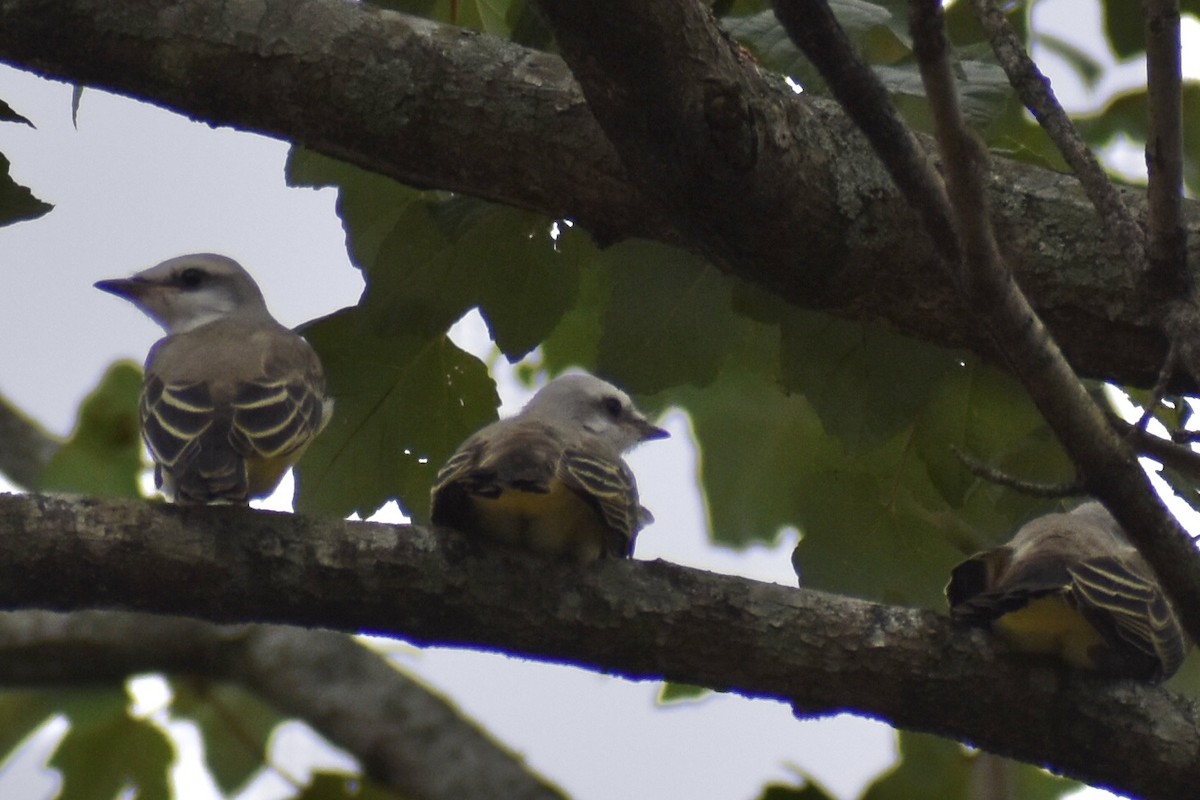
[0,0,1199,798]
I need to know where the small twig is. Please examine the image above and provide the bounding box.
[951,445,1086,498]
[1109,413,1200,483]
[772,0,961,267]
[1143,0,1188,302]
[971,0,1147,274]
[1133,341,1178,432]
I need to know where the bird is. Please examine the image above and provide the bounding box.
[946,501,1187,682]
[430,372,669,561]
[95,253,333,505]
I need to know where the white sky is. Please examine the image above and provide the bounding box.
[0,1,1195,798]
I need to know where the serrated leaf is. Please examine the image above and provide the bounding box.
[0,152,52,228]
[596,241,735,394]
[53,689,172,800]
[35,361,143,498]
[780,311,959,455]
[294,308,498,520]
[170,678,283,795]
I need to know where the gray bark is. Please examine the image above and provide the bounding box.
[0,0,1195,391]
[0,492,1197,800]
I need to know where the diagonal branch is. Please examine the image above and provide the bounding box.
[0,492,1199,799]
[0,610,565,800]
[971,0,1147,274]
[769,0,1200,649]
[0,0,1199,391]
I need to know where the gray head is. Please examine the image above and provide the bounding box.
[520,372,669,452]
[95,253,270,334]
[1009,501,1135,561]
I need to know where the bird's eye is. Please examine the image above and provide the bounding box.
[601,396,623,419]
[179,268,206,288]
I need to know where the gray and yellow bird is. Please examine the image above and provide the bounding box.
[96,253,332,505]
[946,501,1187,681]
[430,372,669,561]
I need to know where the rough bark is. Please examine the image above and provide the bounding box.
[0,492,1198,800]
[0,0,1198,391]
[0,610,566,800]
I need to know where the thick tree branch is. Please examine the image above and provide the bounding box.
[0,493,1198,799]
[0,610,565,800]
[0,392,58,489]
[1,0,1199,391]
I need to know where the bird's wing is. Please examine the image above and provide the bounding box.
[1068,556,1187,681]
[558,447,641,557]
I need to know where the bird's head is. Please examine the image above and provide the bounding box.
[523,372,669,453]
[95,253,269,334]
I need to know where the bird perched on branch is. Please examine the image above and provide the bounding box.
[96,254,332,505]
[431,372,669,561]
[946,501,1187,682]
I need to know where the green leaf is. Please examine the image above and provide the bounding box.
[664,345,826,548]
[296,771,398,800]
[913,359,1073,510]
[294,308,499,520]
[780,311,960,455]
[596,241,736,393]
[35,361,143,498]
[540,238,614,373]
[0,152,53,228]
[755,781,837,800]
[723,4,909,89]
[170,678,283,795]
[863,732,1077,800]
[53,689,173,800]
[1075,84,1200,194]
[861,732,972,799]
[1033,32,1104,90]
[287,147,422,271]
[657,682,711,704]
[0,692,62,763]
[288,148,579,361]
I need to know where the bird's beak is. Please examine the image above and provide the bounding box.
[94,277,149,300]
[636,417,670,442]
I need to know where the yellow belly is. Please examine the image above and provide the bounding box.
[471,479,608,561]
[994,595,1105,670]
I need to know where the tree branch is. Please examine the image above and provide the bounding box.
[0,610,565,800]
[0,0,1198,391]
[0,492,1198,799]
